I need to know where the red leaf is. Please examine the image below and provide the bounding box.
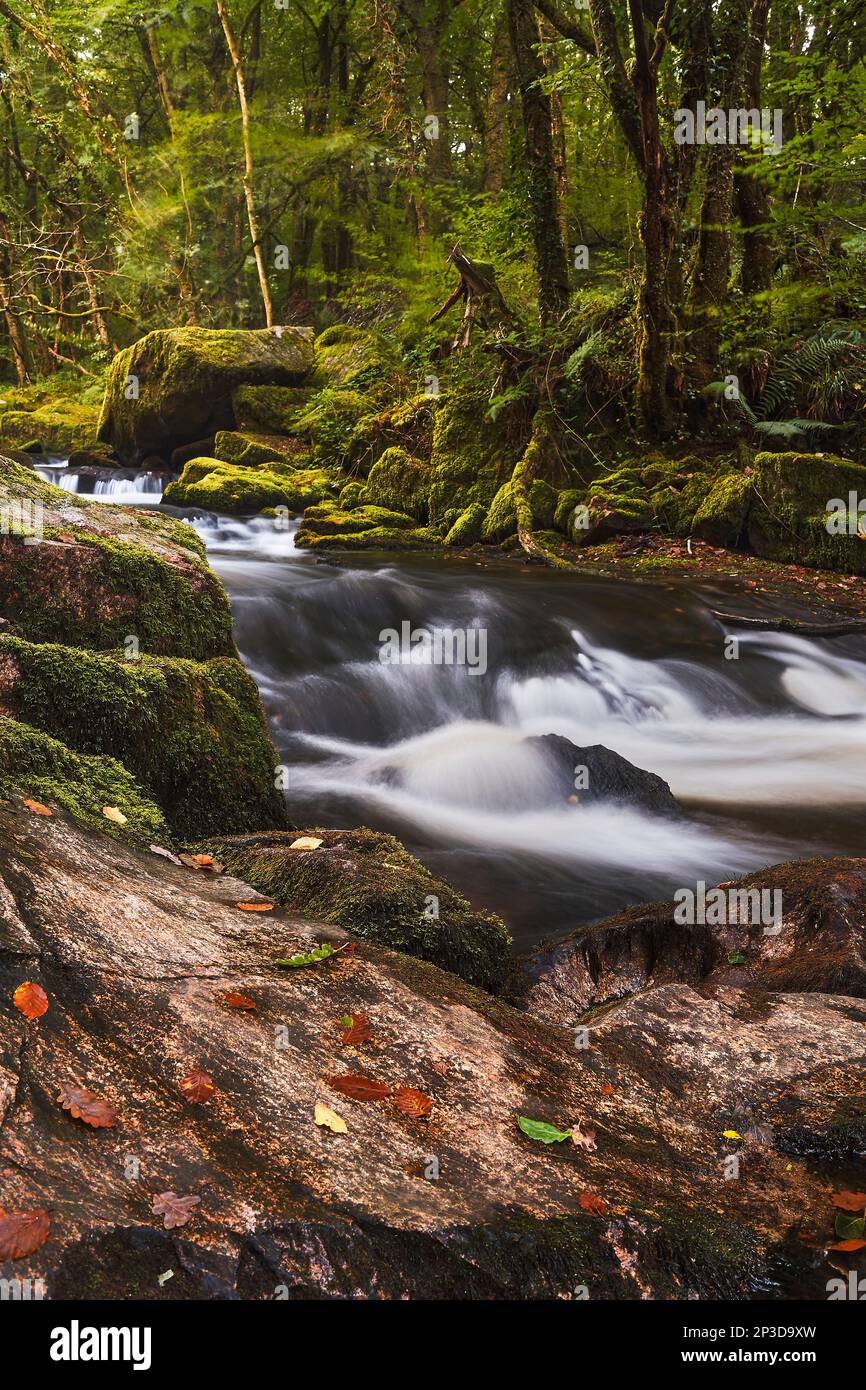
[21,798,52,816]
[220,992,256,1011]
[326,1073,390,1102]
[578,1192,608,1215]
[179,1069,216,1104]
[234,902,273,912]
[57,1085,119,1129]
[830,1238,866,1251]
[339,1012,373,1045]
[831,1191,866,1212]
[393,1086,433,1117]
[0,1209,50,1260]
[13,981,48,1020]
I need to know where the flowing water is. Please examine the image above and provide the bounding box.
[36,461,866,948]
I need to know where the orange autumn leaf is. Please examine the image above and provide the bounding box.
[830,1238,866,1252]
[326,1073,390,1102]
[220,992,256,1010]
[0,1208,50,1260]
[578,1192,608,1215]
[339,1012,373,1046]
[179,1069,216,1104]
[831,1191,866,1212]
[393,1086,433,1117]
[13,981,48,1020]
[21,798,52,817]
[234,902,274,912]
[57,1085,119,1129]
[600,1083,615,1096]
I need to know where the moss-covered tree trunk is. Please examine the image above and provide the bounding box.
[735,0,775,297]
[506,0,570,324]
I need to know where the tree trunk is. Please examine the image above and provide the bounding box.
[482,8,511,194]
[506,0,570,324]
[735,0,774,297]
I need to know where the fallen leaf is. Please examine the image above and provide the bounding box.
[327,1073,390,1102]
[235,902,273,912]
[830,1238,866,1252]
[831,1191,866,1212]
[0,1209,50,1260]
[314,1103,348,1133]
[57,1085,119,1129]
[578,1192,608,1215]
[102,806,127,825]
[722,1129,743,1140]
[835,1212,866,1242]
[188,853,215,867]
[276,942,347,968]
[339,1012,373,1045]
[290,836,324,850]
[517,1115,572,1144]
[219,992,256,1010]
[151,1192,200,1230]
[157,1269,174,1286]
[13,981,48,1020]
[150,844,182,866]
[21,798,52,817]
[179,1069,216,1104]
[393,1086,433,1117]
[571,1124,597,1152]
[600,1083,615,1096]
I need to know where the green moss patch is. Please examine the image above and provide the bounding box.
[164,457,334,514]
[363,447,432,520]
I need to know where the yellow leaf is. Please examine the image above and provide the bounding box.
[102,806,128,825]
[314,1103,347,1134]
[290,836,324,851]
[722,1129,742,1140]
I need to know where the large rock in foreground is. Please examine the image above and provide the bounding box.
[520,857,866,1027]
[97,328,315,465]
[1,808,863,1300]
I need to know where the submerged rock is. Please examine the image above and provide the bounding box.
[201,827,511,992]
[520,856,866,1027]
[97,327,315,465]
[0,807,862,1300]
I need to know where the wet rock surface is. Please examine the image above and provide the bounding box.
[1,808,863,1300]
[520,857,866,1027]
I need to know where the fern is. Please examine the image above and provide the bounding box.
[753,419,840,439]
[758,329,865,420]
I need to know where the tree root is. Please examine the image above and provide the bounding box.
[511,415,573,569]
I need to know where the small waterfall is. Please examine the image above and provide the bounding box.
[33,463,165,504]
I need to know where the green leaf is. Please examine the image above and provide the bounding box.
[727,950,747,965]
[517,1115,573,1144]
[275,943,338,969]
[835,1212,866,1241]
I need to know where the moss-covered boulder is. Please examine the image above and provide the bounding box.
[290,388,373,467]
[0,400,100,454]
[97,327,315,464]
[746,451,866,573]
[0,457,234,657]
[363,447,432,520]
[164,457,334,514]
[0,638,285,839]
[347,394,437,474]
[213,429,309,470]
[338,480,366,510]
[691,470,754,547]
[298,503,416,535]
[444,502,486,546]
[199,828,511,990]
[231,385,314,433]
[295,506,438,551]
[480,478,556,542]
[429,391,521,521]
[0,714,167,846]
[312,325,402,397]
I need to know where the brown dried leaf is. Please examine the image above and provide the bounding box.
[571,1124,597,1152]
[578,1191,607,1215]
[831,1191,866,1212]
[234,902,274,912]
[326,1073,390,1102]
[830,1238,866,1251]
[179,1069,216,1104]
[21,798,52,816]
[339,1012,373,1046]
[13,981,48,1020]
[393,1086,433,1117]
[57,1085,119,1129]
[151,1192,201,1230]
[0,1209,50,1260]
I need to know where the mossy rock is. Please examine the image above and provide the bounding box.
[295,522,439,551]
[747,451,866,573]
[231,385,314,434]
[691,470,754,547]
[299,503,416,536]
[164,458,334,514]
[480,479,554,542]
[199,828,511,991]
[338,480,366,510]
[0,714,166,847]
[97,326,315,464]
[213,429,309,470]
[0,402,100,454]
[429,391,521,522]
[0,457,234,658]
[347,394,437,474]
[290,388,373,468]
[0,637,286,839]
[363,446,432,521]
[444,502,486,546]
[312,325,402,398]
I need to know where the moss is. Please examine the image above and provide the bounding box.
[0,714,166,846]
[213,430,309,470]
[312,325,402,398]
[164,458,334,514]
[338,480,366,510]
[691,471,754,547]
[299,503,416,535]
[746,451,866,574]
[481,481,517,541]
[444,502,486,545]
[231,385,313,433]
[97,326,315,464]
[0,401,100,454]
[295,522,439,551]
[553,488,584,533]
[363,446,431,520]
[347,394,437,474]
[429,390,520,522]
[0,636,285,839]
[290,388,373,467]
[199,827,511,991]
